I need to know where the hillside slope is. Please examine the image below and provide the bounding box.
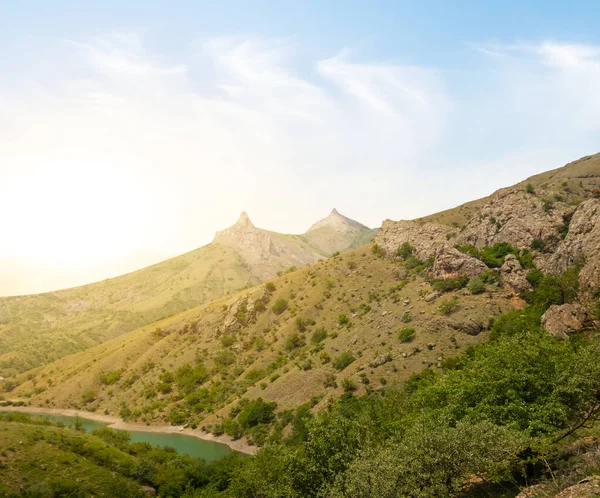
[4,154,600,449]
[0,211,373,376]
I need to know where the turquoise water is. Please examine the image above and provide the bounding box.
[1,412,231,461]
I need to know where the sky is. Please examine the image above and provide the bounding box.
[1,1,600,295]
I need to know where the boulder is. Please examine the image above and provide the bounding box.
[448,318,485,336]
[430,245,488,280]
[500,254,532,295]
[141,486,157,497]
[541,303,589,339]
[369,353,392,368]
[423,292,441,303]
[555,476,600,498]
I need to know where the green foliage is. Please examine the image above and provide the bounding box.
[371,243,386,258]
[438,297,459,315]
[311,327,327,344]
[542,198,554,212]
[337,314,349,325]
[455,242,532,269]
[214,350,236,369]
[176,362,209,394]
[272,298,288,315]
[284,333,306,352]
[341,378,357,392]
[265,281,276,292]
[295,316,307,332]
[467,276,485,294]
[395,242,415,259]
[526,183,535,194]
[237,398,277,429]
[333,351,355,371]
[525,266,580,309]
[100,370,121,386]
[81,391,96,404]
[531,238,545,251]
[431,275,468,292]
[398,327,416,343]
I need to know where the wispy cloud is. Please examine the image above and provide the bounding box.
[1,33,600,293]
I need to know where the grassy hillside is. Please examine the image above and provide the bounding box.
[416,152,600,228]
[0,212,373,378]
[0,243,258,377]
[6,245,517,441]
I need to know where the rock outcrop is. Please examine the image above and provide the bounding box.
[554,476,600,498]
[543,199,600,291]
[431,246,488,280]
[541,303,589,339]
[500,254,532,295]
[213,212,325,280]
[375,220,452,260]
[456,188,570,250]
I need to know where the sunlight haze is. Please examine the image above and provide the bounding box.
[2,1,600,295]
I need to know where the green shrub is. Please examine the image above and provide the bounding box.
[265,282,276,292]
[439,297,459,315]
[371,244,385,258]
[395,242,415,259]
[542,199,554,212]
[81,391,96,404]
[432,275,468,293]
[480,269,500,285]
[342,378,357,392]
[333,352,356,371]
[398,327,416,343]
[338,314,349,325]
[272,298,288,315]
[176,362,209,394]
[467,276,485,294]
[295,317,307,332]
[100,370,121,386]
[311,327,327,344]
[284,333,305,352]
[531,238,545,251]
[526,183,535,194]
[237,398,277,428]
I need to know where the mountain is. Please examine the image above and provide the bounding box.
[7,153,599,433]
[0,210,373,376]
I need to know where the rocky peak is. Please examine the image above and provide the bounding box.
[308,209,369,233]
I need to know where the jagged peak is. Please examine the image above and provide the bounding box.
[307,209,368,232]
[236,211,253,227]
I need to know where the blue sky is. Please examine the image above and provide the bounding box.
[1,1,600,294]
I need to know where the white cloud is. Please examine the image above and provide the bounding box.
[1,34,600,294]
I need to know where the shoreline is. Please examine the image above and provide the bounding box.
[3,406,258,455]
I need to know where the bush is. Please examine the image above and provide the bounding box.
[341,378,357,392]
[237,398,277,428]
[398,328,416,343]
[395,242,415,259]
[526,183,535,194]
[265,282,276,292]
[431,275,468,293]
[100,370,122,386]
[333,352,356,371]
[467,276,485,294]
[371,244,385,258]
[284,333,305,352]
[82,391,96,404]
[338,314,349,325]
[439,297,459,315]
[531,238,545,251]
[311,327,327,344]
[272,298,288,315]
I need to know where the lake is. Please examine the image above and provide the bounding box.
[1,411,231,461]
